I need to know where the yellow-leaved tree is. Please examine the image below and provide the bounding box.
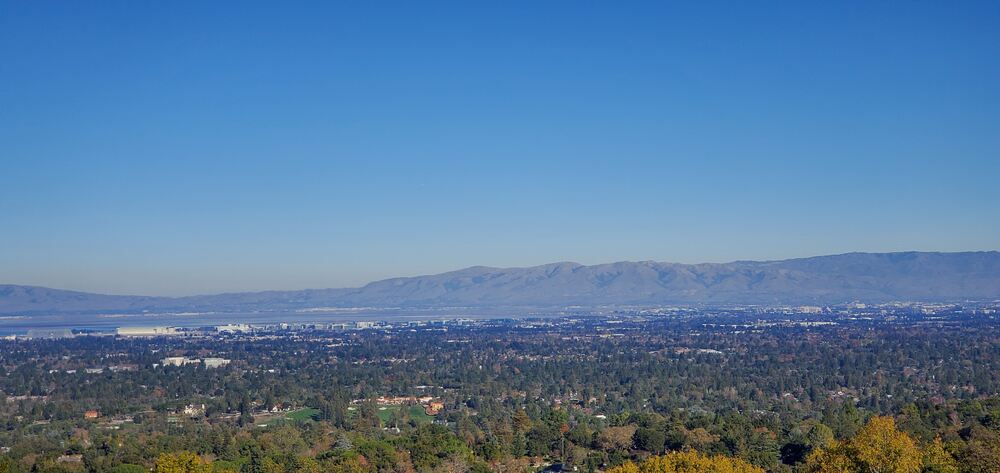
[804,416,922,473]
[606,450,764,473]
[154,452,212,473]
[920,437,958,473]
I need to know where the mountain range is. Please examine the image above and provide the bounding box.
[2,251,999,315]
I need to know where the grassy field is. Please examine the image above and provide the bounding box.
[375,405,436,426]
[256,408,320,427]
[285,407,320,422]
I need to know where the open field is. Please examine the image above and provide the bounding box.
[285,407,320,422]
[375,404,436,426]
[255,407,320,427]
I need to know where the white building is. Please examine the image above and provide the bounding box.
[203,358,231,368]
[162,357,196,367]
[117,327,180,337]
[216,324,251,333]
[26,329,75,339]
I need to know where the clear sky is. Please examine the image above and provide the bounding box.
[1,1,998,296]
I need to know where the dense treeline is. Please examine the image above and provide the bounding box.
[0,314,996,471]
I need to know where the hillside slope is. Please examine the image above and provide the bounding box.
[2,251,998,314]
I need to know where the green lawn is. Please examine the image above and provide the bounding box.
[375,405,436,426]
[285,407,320,422]
[257,407,320,427]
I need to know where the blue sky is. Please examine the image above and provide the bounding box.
[2,1,998,295]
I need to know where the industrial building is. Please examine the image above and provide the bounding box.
[116,326,180,337]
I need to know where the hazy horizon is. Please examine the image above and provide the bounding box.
[3,2,998,296]
[4,249,999,297]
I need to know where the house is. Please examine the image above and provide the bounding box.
[84,410,100,419]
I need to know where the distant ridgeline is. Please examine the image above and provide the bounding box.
[1,251,999,314]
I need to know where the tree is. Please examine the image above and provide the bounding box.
[599,426,637,453]
[683,427,720,452]
[849,417,921,473]
[0,456,15,473]
[736,429,778,470]
[333,434,353,451]
[805,417,922,473]
[920,438,957,473]
[526,424,558,457]
[402,425,469,471]
[806,424,835,450]
[606,450,763,473]
[957,426,1000,473]
[634,428,666,454]
[154,453,212,473]
[804,445,855,473]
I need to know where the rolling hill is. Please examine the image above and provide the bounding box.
[2,251,998,315]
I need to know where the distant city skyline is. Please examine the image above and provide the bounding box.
[2,2,998,296]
